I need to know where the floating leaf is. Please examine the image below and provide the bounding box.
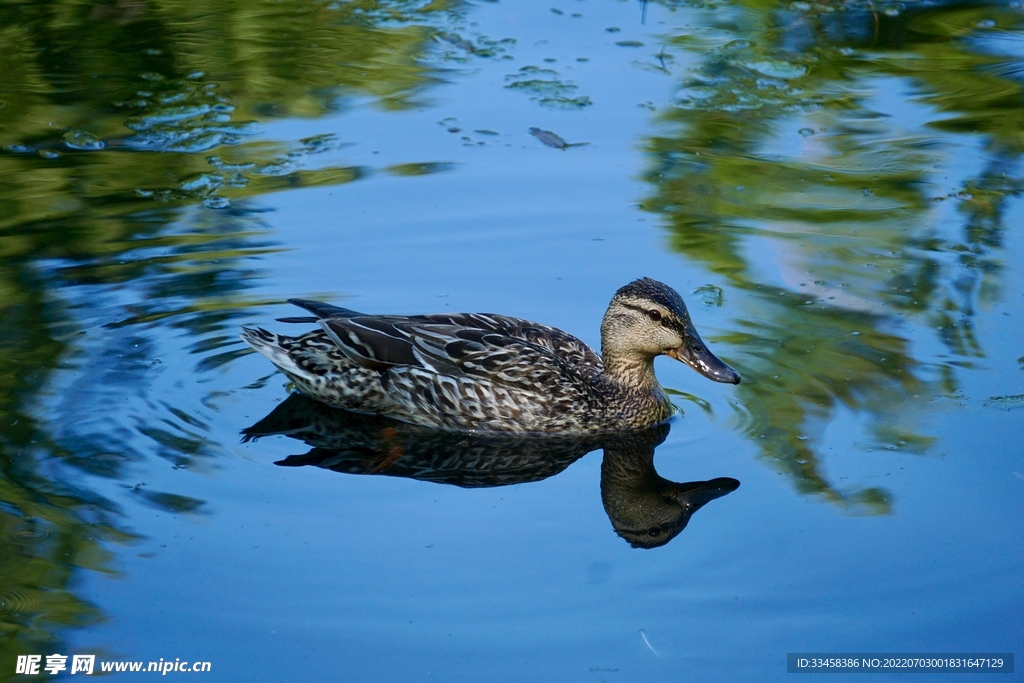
[386,162,456,176]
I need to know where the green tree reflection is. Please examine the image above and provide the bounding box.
[644,0,1023,511]
[0,0,469,669]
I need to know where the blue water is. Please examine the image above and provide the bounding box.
[1,0,1022,680]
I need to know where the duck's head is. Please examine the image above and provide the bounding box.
[601,278,740,384]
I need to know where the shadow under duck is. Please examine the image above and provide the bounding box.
[241,278,739,434]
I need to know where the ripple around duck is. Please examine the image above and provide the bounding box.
[727,394,772,439]
[0,588,43,618]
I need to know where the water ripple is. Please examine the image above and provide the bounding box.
[3,522,55,545]
[0,588,42,618]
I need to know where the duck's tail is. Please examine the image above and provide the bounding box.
[276,298,363,323]
[241,327,312,382]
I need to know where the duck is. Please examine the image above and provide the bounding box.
[240,277,740,434]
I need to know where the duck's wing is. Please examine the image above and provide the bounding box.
[420,313,604,372]
[318,313,603,387]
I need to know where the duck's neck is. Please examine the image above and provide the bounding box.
[601,351,661,393]
[599,351,672,426]
[599,308,669,415]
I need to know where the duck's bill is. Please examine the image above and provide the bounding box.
[667,336,741,384]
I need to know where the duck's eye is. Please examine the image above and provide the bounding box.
[647,309,662,322]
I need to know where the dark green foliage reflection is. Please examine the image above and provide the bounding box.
[0,0,471,668]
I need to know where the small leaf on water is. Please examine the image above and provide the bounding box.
[528,127,588,149]
[529,127,568,148]
[386,162,456,176]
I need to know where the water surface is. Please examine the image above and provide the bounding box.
[1,0,1022,680]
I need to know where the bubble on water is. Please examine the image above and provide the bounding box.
[4,143,32,153]
[882,3,902,16]
[62,129,105,150]
[799,127,814,136]
[177,172,223,192]
[255,162,290,176]
[975,19,996,28]
[38,149,61,159]
[676,85,717,103]
[207,156,256,171]
[300,133,337,153]
[851,330,861,336]
[164,132,225,153]
[203,196,230,209]
[745,60,807,79]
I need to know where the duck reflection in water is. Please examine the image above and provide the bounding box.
[243,394,739,549]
